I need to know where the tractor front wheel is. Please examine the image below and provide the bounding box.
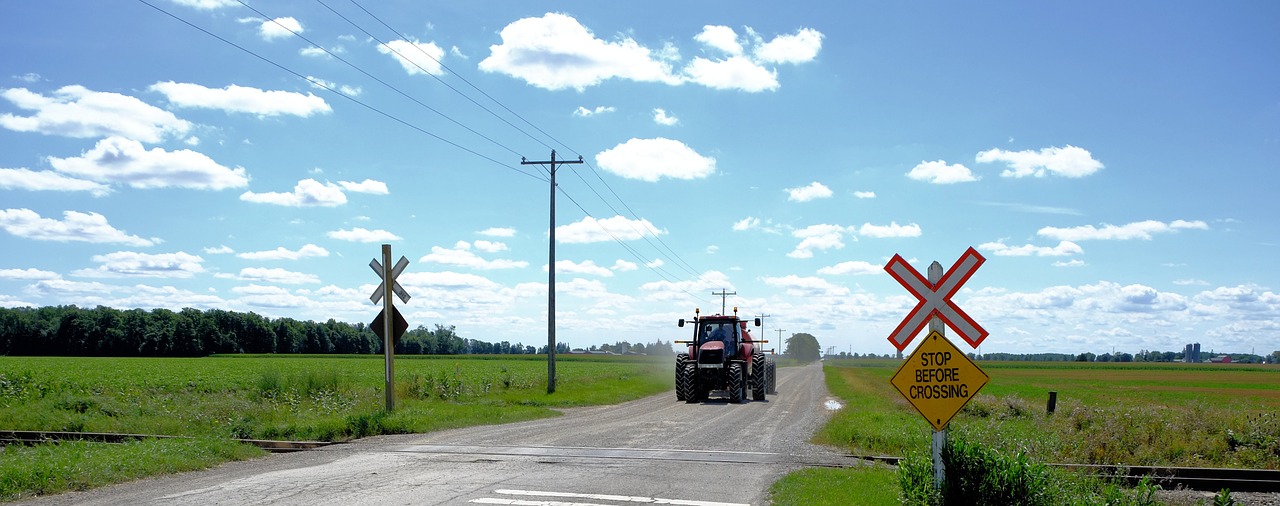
[727,362,746,404]
[766,359,777,394]
[675,354,688,401]
[750,352,766,401]
[680,362,699,403]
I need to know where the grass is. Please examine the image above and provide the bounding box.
[0,354,670,501]
[774,358,1280,505]
[767,465,899,506]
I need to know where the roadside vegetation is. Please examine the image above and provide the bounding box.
[0,354,670,501]
[772,358,1279,505]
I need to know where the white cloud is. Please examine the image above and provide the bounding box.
[12,73,42,83]
[574,106,615,117]
[906,160,978,184]
[653,108,679,126]
[0,86,191,142]
[854,191,876,199]
[859,222,922,238]
[788,224,851,259]
[976,145,1103,178]
[237,244,329,261]
[0,268,60,280]
[304,76,361,96]
[74,251,204,278]
[327,228,402,242]
[979,240,1083,257]
[612,259,638,272]
[646,259,664,269]
[753,28,824,64]
[785,181,832,202]
[234,267,319,284]
[595,138,716,182]
[1038,220,1209,241]
[0,208,157,246]
[478,227,516,237]
[259,17,302,41]
[419,244,528,270]
[377,38,445,76]
[732,217,760,231]
[0,167,111,196]
[479,13,681,91]
[682,56,778,92]
[48,137,249,190]
[817,260,882,276]
[339,179,388,194]
[150,81,330,117]
[694,25,744,55]
[1173,278,1209,286]
[556,215,664,244]
[549,260,613,277]
[473,240,507,253]
[204,245,234,254]
[1053,259,1087,267]
[241,179,347,207]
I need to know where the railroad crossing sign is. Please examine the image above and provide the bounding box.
[371,305,408,343]
[370,256,411,304]
[885,247,987,351]
[890,330,989,431]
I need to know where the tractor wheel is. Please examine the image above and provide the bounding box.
[675,354,688,401]
[766,359,777,394]
[727,362,745,404]
[679,362,699,403]
[750,352,766,401]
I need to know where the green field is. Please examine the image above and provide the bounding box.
[0,354,670,501]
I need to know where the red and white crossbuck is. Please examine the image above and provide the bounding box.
[884,247,988,351]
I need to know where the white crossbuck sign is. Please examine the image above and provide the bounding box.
[370,256,411,305]
[884,247,987,351]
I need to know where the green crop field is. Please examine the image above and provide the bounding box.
[0,354,670,501]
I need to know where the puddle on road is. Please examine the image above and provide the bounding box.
[824,400,843,411]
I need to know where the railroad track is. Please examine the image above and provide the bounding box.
[848,455,1280,493]
[0,430,330,453]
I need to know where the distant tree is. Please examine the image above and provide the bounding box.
[1075,352,1095,362]
[783,333,821,363]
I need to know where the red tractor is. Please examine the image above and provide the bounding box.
[675,307,777,403]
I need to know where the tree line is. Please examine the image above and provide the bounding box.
[0,305,662,358]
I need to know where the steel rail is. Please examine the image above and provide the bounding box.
[0,430,330,453]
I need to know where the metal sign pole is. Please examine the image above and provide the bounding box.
[382,244,394,412]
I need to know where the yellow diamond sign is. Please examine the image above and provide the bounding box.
[890,330,989,431]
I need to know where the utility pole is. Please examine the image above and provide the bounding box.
[712,289,736,314]
[522,150,583,394]
[755,313,770,344]
[776,328,787,349]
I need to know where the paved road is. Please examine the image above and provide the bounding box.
[19,362,849,506]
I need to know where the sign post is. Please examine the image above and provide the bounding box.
[370,245,410,412]
[885,250,989,490]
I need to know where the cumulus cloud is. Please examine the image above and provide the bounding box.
[549,259,613,277]
[1038,220,1208,241]
[976,145,1103,178]
[478,13,681,91]
[612,259,638,272]
[788,224,851,259]
[305,76,361,96]
[1053,259,1087,267]
[237,244,329,261]
[574,106,615,117]
[817,260,882,276]
[595,138,715,181]
[785,181,832,202]
[753,28,824,64]
[259,17,302,41]
[326,228,402,242]
[48,137,249,190]
[472,240,507,253]
[241,179,347,207]
[979,240,1084,257]
[0,86,191,142]
[859,222,922,238]
[74,251,204,278]
[0,208,157,246]
[150,81,330,117]
[906,160,978,184]
[204,245,234,254]
[556,215,664,244]
[232,267,319,284]
[0,268,60,280]
[478,227,516,237]
[652,108,679,126]
[419,243,528,270]
[854,191,876,199]
[732,217,760,231]
[377,39,445,76]
[682,56,778,92]
[338,179,389,194]
[762,274,850,297]
[170,0,239,9]
[0,167,111,196]
[694,25,744,55]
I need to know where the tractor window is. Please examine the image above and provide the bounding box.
[698,322,738,345]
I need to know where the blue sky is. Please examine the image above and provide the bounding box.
[1,1,1277,356]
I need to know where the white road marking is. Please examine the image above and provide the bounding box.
[467,489,749,506]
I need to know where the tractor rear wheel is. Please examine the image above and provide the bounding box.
[679,362,699,403]
[766,359,777,394]
[675,354,688,401]
[750,352,766,401]
[727,362,745,404]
